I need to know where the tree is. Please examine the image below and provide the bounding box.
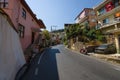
[65,23,83,39]
[42,30,50,40]
[95,30,104,41]
[82,27,104,42]
[42,30,51,47]
[65,23,104,45]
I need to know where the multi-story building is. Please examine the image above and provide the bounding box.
[75,8,97,29]
[0,0,46,51]
[94,0,120,53]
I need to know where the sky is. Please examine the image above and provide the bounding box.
[25,0,103,31]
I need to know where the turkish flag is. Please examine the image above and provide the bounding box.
[105,2,114,12]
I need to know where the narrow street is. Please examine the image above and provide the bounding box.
[22,45,120,80]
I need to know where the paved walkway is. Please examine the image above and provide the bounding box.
[90,53,120,65]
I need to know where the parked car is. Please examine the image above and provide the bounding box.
[86,45,98,53]
[80,45,98,55]
[94,44,116,54]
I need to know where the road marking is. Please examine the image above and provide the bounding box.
[113,66,120,71]
[114,68,120,71]
[35,68,39,76]
[38,51,45,64]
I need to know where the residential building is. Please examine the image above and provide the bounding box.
[94,0,120,53]
[0,0,46,51]
[75,8,97,29]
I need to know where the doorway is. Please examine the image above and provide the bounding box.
[31,32,35,44]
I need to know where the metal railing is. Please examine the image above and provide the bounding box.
[98,6,120,20]
[96,19,120,29]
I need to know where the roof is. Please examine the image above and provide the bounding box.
[38,19,46,29]
[93,0,110,10]
[0,9,17,32]
[75,8,93,20]
[20,0,46,29]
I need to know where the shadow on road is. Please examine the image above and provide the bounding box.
[21,48,60,80]
[38,48,60,80]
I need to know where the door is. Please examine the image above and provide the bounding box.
[31,32,35,44]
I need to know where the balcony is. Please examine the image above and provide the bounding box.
[77,16,87,24]
[0,2,8,8]
[97,19,120,30]
[98,6,120,20]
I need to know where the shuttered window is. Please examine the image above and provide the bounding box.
[18,24,25,38]
[0,0,8,8]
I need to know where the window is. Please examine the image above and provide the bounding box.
[91,19,96,22]
[103,18,109,25]
[98,8,106,15]
[18,24,25,38]
[98,7,106,15]
[89,11,95,16]
[22,8,26,19]
[0,0,8,8]
[113,0,120,7]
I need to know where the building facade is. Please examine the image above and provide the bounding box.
[94,0,120,53]
[75,8,97,29]
[0,0,46,51]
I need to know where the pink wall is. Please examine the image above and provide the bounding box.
[79,11,85,19]
[18,4,40,50]
[2,0,41,51]
[3,0,19,29]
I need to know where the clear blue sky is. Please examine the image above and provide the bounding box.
[25,0,103,31]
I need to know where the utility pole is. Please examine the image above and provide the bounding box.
[51,25,57,32]
[51,26,52,32]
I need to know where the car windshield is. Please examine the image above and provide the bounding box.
[98,44,108,48]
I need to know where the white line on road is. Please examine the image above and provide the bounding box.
[114,68,120,71]
[35,68,39,76]
[38,51,45,64]
[113,65,120,71]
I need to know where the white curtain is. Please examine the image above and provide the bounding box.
[0,13,26,80]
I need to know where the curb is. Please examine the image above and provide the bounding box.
[90,54,120,65]
[65,46,120,67]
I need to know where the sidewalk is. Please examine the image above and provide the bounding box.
[89,53,120,65]
[66,45,120,65]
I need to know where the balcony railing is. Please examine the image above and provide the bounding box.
[0,2,8,8]
[77,16,87,24]
[98,6,120,20]
[97,19,120,29]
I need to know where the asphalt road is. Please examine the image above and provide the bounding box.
[22,45,120,80]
